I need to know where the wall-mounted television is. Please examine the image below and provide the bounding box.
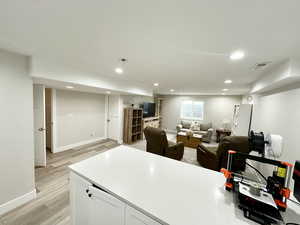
[140,102,156,118]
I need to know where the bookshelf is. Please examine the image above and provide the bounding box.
[123,108,143,144]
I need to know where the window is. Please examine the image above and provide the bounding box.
[180,100,204,120]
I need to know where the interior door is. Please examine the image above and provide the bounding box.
[33,84,46,167]
[107,95,121,142]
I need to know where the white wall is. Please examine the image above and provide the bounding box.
[55,89,106,151]
[251,88,300,165]
[0,49,35,213]
[248,87,300,191]
[160,95,242,132]
[122,95,154,107]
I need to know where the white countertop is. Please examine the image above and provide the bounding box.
[69,145,300,225]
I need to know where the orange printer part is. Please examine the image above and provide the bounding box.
[220,168,232,179]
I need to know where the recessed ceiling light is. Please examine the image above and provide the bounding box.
[222,89,229,91]
[106,91,111,94]
[230,50,245,60]
[170,89,175,92]
[224,80,232,84]
[65,86,74,89]
[115,68,123,74]
[153,83,159,87]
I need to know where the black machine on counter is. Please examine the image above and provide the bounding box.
[221,131,299,225]
[294,161,300,202]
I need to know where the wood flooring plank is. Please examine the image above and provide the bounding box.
[0,140,118,225]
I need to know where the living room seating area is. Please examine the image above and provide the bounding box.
[142,125,251,174]
[176,120,214,143]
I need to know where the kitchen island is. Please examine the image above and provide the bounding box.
[69,145,300,225]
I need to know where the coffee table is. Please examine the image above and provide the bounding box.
[176,132,202,149]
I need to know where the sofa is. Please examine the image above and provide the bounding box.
[176,120,213,143]
[197,136,250,172]
[144,127,184,160]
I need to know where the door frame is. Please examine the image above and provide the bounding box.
[51,89,57,153]
[33,86,58,165]
[44,88,57,153]
[104,95,109,139]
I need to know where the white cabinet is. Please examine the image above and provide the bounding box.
[70,172,162,225]
[125,206,161,225]
[89,185,125,225]
[70,172,92,225]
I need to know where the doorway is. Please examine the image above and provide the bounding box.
[33,84,46,167]
[33,85,54,168]
[45,88,53,153]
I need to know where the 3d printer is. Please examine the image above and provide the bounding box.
[221,131,299,225]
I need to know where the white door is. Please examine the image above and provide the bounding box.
[232,104,253,136]
[89,186,125,225]
[107,95,121,142]
[33,84,46,167]
[125,206,161,225]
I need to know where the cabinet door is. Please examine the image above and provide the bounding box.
[89,186,125,225]
[70,172,92,225]
[125,206,161,225]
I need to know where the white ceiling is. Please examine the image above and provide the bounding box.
[1,0,300,95]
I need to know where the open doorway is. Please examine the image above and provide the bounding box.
[33,85,54,168]
[45,88,53,153]
[33,84,46,167]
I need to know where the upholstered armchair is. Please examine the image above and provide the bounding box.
[144,127,184,160]
[197,136,250,172]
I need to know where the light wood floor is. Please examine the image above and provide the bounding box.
[0,139,119,225]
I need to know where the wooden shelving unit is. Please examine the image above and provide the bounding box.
[154,97,163,128]
[123,108,143,144]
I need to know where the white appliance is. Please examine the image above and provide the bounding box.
[232,104,253,136]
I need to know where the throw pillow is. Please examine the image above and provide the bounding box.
[181,120,191,129]
[200,122,212,131]
[191,122,200,131]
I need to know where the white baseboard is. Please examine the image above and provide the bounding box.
[55,136,106,153]
[0,189,36,216]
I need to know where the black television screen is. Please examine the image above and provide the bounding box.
[141,102,156,118]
